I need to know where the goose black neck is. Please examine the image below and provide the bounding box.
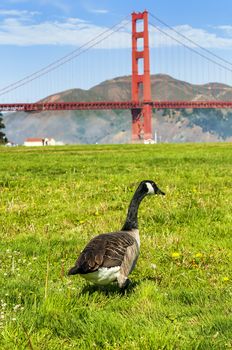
[121,189,147,231]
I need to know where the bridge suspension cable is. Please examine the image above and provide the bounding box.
[0,15,130,97]
[150,12,232,69]
[149,14,232,77]
[149,21,232,80]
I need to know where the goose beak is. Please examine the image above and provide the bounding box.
[156,188,165,195]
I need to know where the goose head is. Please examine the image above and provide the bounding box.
[138,180,165,196]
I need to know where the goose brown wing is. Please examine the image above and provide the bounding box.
[68,232,135,275]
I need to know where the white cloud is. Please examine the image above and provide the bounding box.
[3,0,29,3]
[89,9,109,14]
[38,0,71,13]
[0,9,39,17]
[0,16,131,47]
[216,25,232,36]
[0,13,232,50]
[80,1,109,15]
[150,24,232,49]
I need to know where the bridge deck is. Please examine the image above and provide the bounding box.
[1,101,232,112]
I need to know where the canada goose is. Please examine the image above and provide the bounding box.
[68,180,165,288]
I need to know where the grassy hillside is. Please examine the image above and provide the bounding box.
[183,108,232,139]
[0,144,232,349]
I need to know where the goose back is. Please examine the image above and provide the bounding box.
[68,231,137,275]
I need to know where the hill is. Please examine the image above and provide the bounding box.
[3,74,232,144]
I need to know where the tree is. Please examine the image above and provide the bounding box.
[0,113,8,144]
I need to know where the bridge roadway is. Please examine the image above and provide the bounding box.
[1,101,232,112]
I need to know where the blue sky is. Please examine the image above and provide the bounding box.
[1,0,232,102]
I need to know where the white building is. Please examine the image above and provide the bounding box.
[144,138,155,144]
[24,137,56,146]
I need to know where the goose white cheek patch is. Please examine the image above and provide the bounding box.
[145,182,155,194]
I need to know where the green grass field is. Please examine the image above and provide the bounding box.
[0,143,232,349]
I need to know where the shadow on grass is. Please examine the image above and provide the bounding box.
[79,275,162,297]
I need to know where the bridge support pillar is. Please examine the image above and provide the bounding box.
[143,103,152,140]
[132,108,143,140]
[131,10,153,142]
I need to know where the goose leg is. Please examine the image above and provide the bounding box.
[119,279,132,296]
[122,278,131,289]
[117,274,131,289]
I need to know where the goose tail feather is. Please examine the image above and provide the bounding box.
[68,265,80,275]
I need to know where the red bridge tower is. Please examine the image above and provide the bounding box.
[131,11,153,141]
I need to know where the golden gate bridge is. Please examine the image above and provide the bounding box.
[1,11,232,141]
